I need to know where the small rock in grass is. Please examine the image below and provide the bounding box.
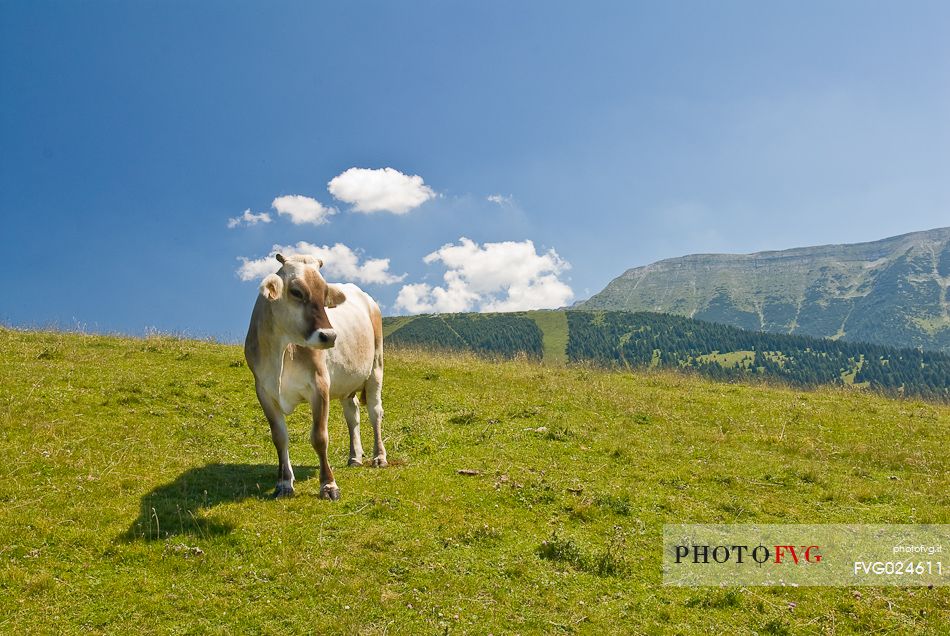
[167,543,204,558]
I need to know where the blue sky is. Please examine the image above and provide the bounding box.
[2,1,948,340]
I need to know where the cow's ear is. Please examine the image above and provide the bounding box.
[275,253,286,264]
[260,274,283,301]
[326,284,346,308]
[316,258,324,269]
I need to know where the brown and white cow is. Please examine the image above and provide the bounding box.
[244,253,387,500]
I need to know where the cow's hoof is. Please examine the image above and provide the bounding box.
[272,483,295,499]
[372,456,388,468]
[348,458,363,467]
[320,483,341,501]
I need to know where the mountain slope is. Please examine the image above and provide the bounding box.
[577,227,950,352]
[384,310,950,401]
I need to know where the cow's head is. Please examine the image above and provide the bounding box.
[259,254,347,349]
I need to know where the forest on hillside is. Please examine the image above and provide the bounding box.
[386,313,544,359]
[384,311,950,401]
[566,311,950,400]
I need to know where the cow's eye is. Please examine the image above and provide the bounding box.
[289,288,304,301]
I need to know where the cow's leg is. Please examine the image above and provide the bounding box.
[256,384,295,498]
[341,395,364,467]
[365,369,388,468]
[310,387,339,500]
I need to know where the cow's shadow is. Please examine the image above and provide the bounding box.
[120,462,317,541]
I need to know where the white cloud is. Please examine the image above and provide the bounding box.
[227,209,272,229]
[272,195,336,225]
[237,242,405,285]
[394,237,573,314]
[395,278,481,314]
[486,194,513,206]
[328,167,435,214]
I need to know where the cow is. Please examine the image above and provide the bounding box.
[244,253,387,500]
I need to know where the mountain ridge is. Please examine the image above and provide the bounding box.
[576,226,950,352]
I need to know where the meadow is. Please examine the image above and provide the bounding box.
[1,327,948,634]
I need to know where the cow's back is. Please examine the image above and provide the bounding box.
[325,283,379,399]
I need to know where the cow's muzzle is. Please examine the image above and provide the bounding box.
[307,328,337,349]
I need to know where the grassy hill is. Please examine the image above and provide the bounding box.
[576,227,950,353]
[1,327,948,634]
[385,310,950,401]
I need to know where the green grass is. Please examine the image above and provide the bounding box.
[526,309,569,364]
[1,327,949,634]
[693,350,755,368]
[914,315,950,335]
[381,315,418,338]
